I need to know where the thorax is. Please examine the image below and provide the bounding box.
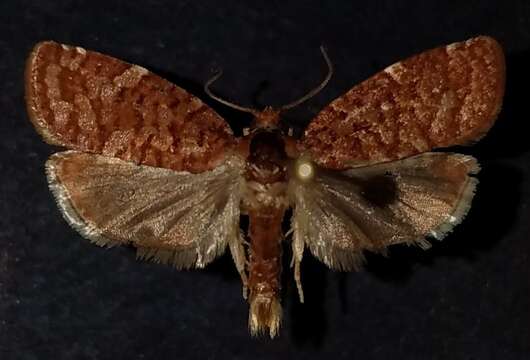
[240,130,289,212]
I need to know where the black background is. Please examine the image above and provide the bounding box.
[1,1,529,359]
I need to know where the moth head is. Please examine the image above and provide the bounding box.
[252,107,281,130]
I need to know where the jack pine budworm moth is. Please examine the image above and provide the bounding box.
[25,36,505,338]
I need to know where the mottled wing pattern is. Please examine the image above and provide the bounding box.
[46,151,245,269]
[26,41,234,173]
[289,153,478,270]
[302,36,505,169]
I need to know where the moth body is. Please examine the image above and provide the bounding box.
[241,126,289,337]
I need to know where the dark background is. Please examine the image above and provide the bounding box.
[1,1,529,359]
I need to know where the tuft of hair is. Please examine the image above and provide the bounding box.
[248,294,282,338]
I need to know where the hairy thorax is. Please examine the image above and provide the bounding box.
[242,130,289,210]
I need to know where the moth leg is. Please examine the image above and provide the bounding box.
[290,230,305,303]
[293,258,304,303]
[229,232,249,299]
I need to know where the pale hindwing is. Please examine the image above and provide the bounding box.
[289,153,479,271]
[46,151,245,269]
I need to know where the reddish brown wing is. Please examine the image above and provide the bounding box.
[301,36,505,169]
[25,41,235,173]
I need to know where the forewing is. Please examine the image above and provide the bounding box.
[26,41,234,173]
[46,151,245,269]
[289,153,479,270]
[302,36,505,169]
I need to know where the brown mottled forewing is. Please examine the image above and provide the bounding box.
[26,41,235,173]
[302,36,505,169]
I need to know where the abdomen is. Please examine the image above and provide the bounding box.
[247,204,285,337]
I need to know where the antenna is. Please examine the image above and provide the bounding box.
[204,70,256,113]
[280,46,333,110]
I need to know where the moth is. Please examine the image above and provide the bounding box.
[25,36,505,338]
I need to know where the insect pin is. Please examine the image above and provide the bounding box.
[25,36,505,337]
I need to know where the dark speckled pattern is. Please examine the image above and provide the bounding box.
[1,1,530,359]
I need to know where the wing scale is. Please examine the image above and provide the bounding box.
[46,151,245,269]
[289,153,479,271]
[26,41,235,173]
[302,36,505,169]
